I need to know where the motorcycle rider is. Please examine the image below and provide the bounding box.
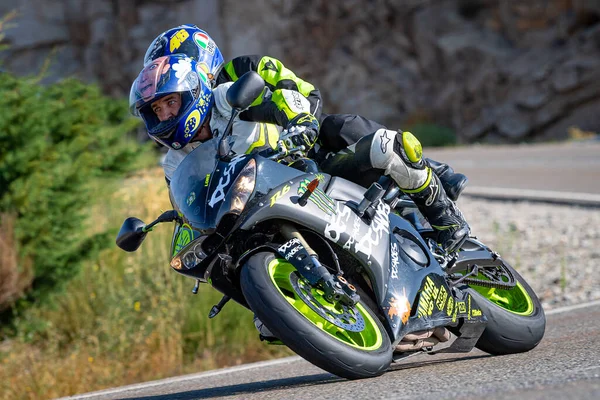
[138,24,470,254]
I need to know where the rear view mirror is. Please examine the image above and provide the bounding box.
[116,217,147,252]
[226,71,266,111]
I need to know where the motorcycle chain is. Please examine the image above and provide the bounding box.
[461,277,515,290]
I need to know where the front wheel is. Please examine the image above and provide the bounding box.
[240,252,392,380]
[460,240,546,355]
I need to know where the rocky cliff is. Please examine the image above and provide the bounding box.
[1,0,599,143]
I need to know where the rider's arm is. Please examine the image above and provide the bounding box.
[213,82,282,155]
[216,55,322,128]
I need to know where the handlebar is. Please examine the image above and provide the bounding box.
[265,141,307,162]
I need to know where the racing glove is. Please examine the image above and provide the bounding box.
[280,112,320,151]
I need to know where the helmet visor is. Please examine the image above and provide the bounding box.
[129,56,200,137]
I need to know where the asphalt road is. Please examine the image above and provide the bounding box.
[65,301,600,400]
[64,141,600,400]
[426,140,600,194]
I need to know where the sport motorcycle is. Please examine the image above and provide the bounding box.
[116,72,546,379]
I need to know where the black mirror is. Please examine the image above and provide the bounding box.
[116,217,147,252]
[226,71,265,111]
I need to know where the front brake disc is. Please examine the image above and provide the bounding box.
[289,272,366,332]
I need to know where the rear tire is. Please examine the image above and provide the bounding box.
[460,240,546,355]
[240,252,392,379]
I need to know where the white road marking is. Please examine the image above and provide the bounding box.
[545,299,600,315]
[61,299,600,399]
[465,186,600,206]
[59,356,302,399]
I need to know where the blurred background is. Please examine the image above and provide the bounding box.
[1,0,599,144]
[0,1,599,399]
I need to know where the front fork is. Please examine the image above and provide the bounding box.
[278,223,360,307]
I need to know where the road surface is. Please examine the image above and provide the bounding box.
[64,301,600,400]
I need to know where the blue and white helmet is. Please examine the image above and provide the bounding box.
[143,24,224,88]
[129,54,213,149]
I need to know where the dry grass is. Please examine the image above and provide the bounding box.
[0,214,33,312]
[0,167,292,400]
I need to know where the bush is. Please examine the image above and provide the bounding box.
[405,122,457,147]
[0,72,155,310]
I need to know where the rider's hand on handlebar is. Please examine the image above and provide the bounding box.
[281,113,319,151]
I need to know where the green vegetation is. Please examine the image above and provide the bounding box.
[0,72,156,311]
[0,168,292,400]
[407,122,457,147]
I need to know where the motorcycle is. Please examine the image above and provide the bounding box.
[116,71,546,380]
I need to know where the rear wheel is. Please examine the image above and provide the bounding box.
[240,252,392,379]
[460,239,546,355]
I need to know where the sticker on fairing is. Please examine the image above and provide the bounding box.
[208,154,247,207]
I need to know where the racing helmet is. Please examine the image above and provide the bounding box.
[129,54,214,149]
[143,24,224,87]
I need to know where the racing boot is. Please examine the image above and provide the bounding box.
[381,130,469,252]
[407,171,470,252]
[424,158,468,202]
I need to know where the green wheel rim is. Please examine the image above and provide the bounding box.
[470,277,534,316]
[268,259,383,350]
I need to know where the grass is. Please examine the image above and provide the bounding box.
[0,167,292,400]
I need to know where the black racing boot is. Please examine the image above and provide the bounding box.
[407,171,470,252]
[424,158,468,202]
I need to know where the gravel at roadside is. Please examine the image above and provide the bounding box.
[457,196,600,310]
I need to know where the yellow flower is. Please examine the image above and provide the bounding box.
[134,301,141,312]
[88,356,94,363]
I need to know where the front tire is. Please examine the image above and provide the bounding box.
[461,240,546,355]
[240,252,392,379]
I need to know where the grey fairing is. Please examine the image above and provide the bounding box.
[239,163,443,339]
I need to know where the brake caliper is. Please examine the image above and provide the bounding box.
[277,238,360,306]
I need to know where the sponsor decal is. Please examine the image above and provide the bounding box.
[173,224,193,256]
[291,91,304,111]
[387,289,411,324]
[261,59,278,72]
[436,284,448,312]
[425,174,439,207]
[169,28,190,53]
[196,62,210,85]
[342,214,361,251]
[282,89,309,113]
[390,242,400,279]
[171,142,181,149]
[208,154,246,207]
[325,200,390,260]
[172,57,193,84]
[297,179,336,215]
[296,113,318,126]
[193,32,215,54]
[417,276,439,318]
[270,184,290,207]
[197,92,212,115]
[325,202,353,243]
[355,201,390,259]
[278,238,304,261]
[446,296,454,317]
[204,174,211,187]
[379,130,391,153]
[184,109,201,138]
[186,191,196,207]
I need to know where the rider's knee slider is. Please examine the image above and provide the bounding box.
[394,131,426,170]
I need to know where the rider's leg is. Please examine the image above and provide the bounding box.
[320,129,469,252]
[318,114,467,200]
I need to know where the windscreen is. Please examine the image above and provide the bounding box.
[169,138,220,229]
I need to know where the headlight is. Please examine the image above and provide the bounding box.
[170,236,207,270]
[229,158,256,214]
